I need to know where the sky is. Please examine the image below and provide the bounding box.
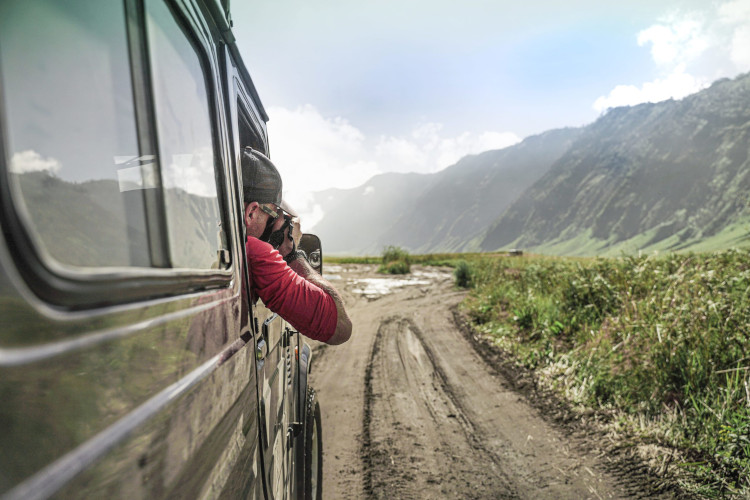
[232,0,750,226]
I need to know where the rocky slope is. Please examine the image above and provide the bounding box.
[480,72,750,254]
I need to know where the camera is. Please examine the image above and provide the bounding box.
[268,213,295,248]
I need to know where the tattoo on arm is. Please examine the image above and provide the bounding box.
[289,257,342,302]
[288,256,351,341]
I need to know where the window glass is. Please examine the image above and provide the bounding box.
[238,103,264,153]
[146,0,224,270]
[0,0,151,268]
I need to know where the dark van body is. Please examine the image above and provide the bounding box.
[0,0,318,498]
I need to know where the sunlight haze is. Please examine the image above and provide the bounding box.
[232,0,750,227]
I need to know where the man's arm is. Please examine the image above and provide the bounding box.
[273,214,352,344]
[247,237,337,342]
[287,255,352,345]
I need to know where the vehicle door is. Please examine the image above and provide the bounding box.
[0,0,264,498]
[231,85,293,499]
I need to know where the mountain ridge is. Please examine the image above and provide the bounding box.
[480,72,750,255]
[311,72,750,256]
[310,127,582,254]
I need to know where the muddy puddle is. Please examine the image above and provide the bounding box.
[324,264,453,299]
[349,270,452,299]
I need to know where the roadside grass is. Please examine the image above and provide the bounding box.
[324,247,750,493]
[458,250,750,497]
[325,250,511,267]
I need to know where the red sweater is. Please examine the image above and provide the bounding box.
[246,237,337,343]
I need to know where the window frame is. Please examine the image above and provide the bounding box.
[0,0,236,309]
[143,0,232,272]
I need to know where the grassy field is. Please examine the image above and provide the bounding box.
[328,249,750,496]
[498,217,750,258]
[326,250,503,267]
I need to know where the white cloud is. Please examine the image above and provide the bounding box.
[10,150,61,174]
[266,106,520,227]
[377,122,520,174]
[729,25,750,71]
[411,123,442,147]
[710,0,750,73]
[594,1,750,112]
[593,68,708,112]
[375,136,429,172]
[268,105,380,190]
[267,105,380,228]
[637,16,708,66]
[161,148,217,197]
[718,0,750,71]
[435,130,522,169]
[718,0,750,22]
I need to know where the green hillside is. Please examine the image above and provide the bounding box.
[481,72,750,255]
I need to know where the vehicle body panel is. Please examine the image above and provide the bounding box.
[0,0,308,498]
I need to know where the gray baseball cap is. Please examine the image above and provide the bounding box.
[241,147,282,206]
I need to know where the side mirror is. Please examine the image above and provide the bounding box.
[299,233,323,275]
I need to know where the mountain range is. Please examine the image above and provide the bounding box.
[310,128,581,254]
[310,72,750,256]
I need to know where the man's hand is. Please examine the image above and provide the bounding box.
[273,215,302,259]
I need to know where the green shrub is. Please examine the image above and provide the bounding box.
[377,260,411,275]
[378,245,411,274]
[381,245,411,265]
[454,260,472,287]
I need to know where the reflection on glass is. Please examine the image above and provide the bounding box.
[0,0,151,268]
[147,0,223,270]
[308,250,322,268]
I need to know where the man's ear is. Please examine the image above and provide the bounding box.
[244,201,259,227]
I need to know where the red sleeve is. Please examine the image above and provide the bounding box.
[246,237,337,343]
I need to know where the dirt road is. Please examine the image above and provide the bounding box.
[309,264,674,499]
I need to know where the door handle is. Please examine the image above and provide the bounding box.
[256,338,267,361]
[263,313,279,327]
[262,313,280,347]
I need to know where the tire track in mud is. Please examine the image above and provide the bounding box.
[450,308,689,499]
[362,315,516,499]
[321,265,684,499]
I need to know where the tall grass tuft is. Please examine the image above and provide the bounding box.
[454,260,473,288]
[377,245,411,274]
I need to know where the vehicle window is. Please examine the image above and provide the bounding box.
[238,102,265,153]
[146,0,225,270]
[0,0,151,268]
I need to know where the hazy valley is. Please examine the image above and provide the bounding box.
[311,72,750,256]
